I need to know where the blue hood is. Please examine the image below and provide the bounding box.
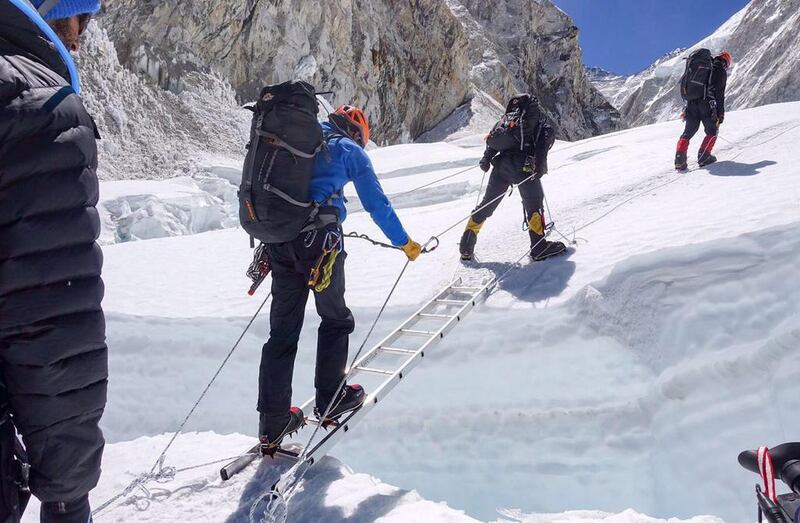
[3,0,81,93]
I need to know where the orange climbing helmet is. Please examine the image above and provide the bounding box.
[329,105,370,147]
[718,51,733,69]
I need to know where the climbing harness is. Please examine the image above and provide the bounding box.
[307,229,343,292]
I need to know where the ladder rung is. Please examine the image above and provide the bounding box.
[400,329,438,337]
[436,299,470,305]
[379,346,417,355]
[418,313,454,319]
[450,286,482,293]
[355,366,394,376]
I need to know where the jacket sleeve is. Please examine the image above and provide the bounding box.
[711,64,727,115]
[346,146,410,247]
[482,145,498,162]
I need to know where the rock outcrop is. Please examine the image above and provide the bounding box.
[100,0,473,144]
[97,0,619,144]
[445,0,620,140]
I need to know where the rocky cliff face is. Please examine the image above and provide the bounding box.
[97,0,617,145]
[605,0,800,128]
[100,0,472,144]
[445,0,620,140]
[76,23,249,180]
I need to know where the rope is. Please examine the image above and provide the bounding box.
[344,231,439,254]
[392,165,478,199]
[433,172,539,240]
[475,169,488,208]
[92,293,273,518]
[344,231,399,250]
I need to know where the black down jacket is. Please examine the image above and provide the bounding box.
[0,2,107,504]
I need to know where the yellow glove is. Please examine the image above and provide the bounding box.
[401,239,422,261]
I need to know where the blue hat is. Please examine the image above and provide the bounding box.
[31,0,101,20]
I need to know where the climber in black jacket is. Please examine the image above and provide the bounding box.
[1,1,106,522]
[460,94,566,262]
[675,51,732,170]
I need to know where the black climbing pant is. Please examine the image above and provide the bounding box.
[471,164,545,227]
[258,228,355,419]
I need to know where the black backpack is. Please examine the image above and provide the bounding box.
[486,94,544,152]
[239,81,325,244]
[680,48,714,101]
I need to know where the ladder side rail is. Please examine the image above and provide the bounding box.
[298,279,463,412]
[298,282,492,464]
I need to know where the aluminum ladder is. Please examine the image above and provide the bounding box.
[220,277,492,480]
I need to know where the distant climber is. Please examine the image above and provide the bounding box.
[675,50,732,170]
[460,94,566,262]
[238,90,422,455]
[1,1,107,522]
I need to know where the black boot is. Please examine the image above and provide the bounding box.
[459,230,477,261]
[530,233,566,261]
[259,407,305,455]
[315,384,366,422]
[41,496,91,523]
[698,154,717,167]
[675,151,688,171]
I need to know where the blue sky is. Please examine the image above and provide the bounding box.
[554,0,749,75]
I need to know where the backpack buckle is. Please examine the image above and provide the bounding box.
[16,460,30,494]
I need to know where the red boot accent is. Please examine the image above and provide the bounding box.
[699,135,717,155]
[676,137,690,154]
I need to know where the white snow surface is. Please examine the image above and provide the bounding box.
[23,102,800,522]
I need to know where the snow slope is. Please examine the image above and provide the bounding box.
[23,102,800,522]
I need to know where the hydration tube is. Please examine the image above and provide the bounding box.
[8,0,82,94]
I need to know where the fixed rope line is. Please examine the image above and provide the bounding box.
[93,292,273,518]
[432,172,539,241]
[392,165,478,199]
[344,231,399,250]
[344,231,439,254]
[475,169,488,208]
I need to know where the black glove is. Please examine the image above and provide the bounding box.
[479,157,491,172]
[717,113,725,126]
[708,99,718,120]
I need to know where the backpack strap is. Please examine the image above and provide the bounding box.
[256,130,323,159]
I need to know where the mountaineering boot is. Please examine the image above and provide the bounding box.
[459,218,484,261]
[530,237,567,261]
[698,135,717,167]
[315,384,366,424]
[698,154,717,167]
[675,137,690,171]
[674,151,688,171]
[259,407,305,456]
[459,230,477,261]
[528,210,565,261]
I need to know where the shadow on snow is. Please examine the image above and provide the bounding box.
[472,249,576,303]
[227,455,406,523]
[706,159,776,176]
